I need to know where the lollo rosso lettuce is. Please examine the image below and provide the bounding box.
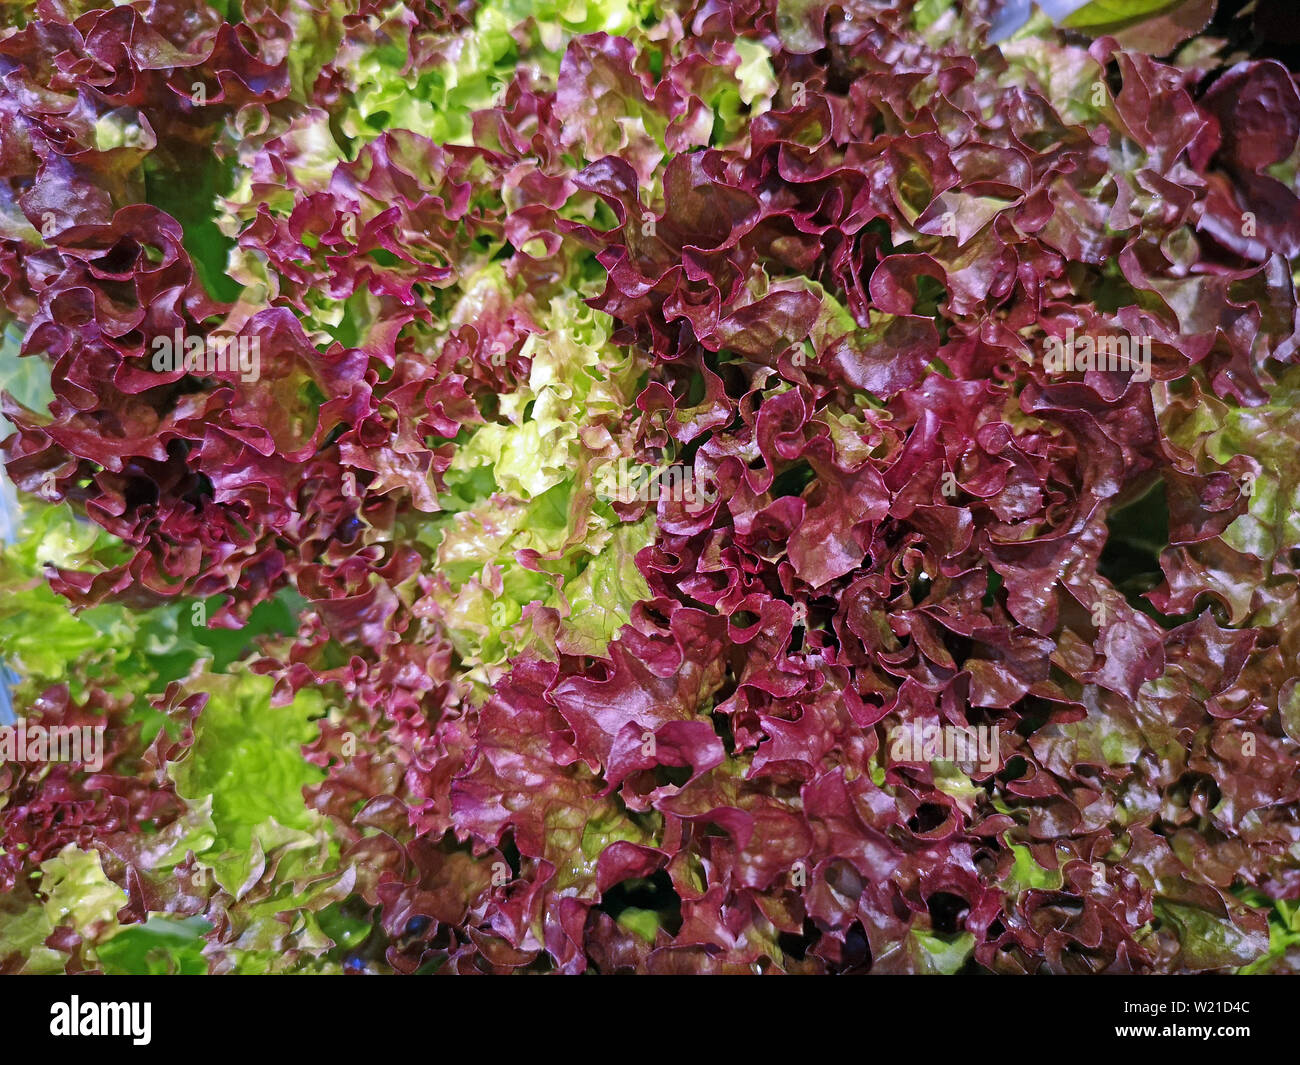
[0,0,1298,976]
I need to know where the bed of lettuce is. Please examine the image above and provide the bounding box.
[1,0,1299,974]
